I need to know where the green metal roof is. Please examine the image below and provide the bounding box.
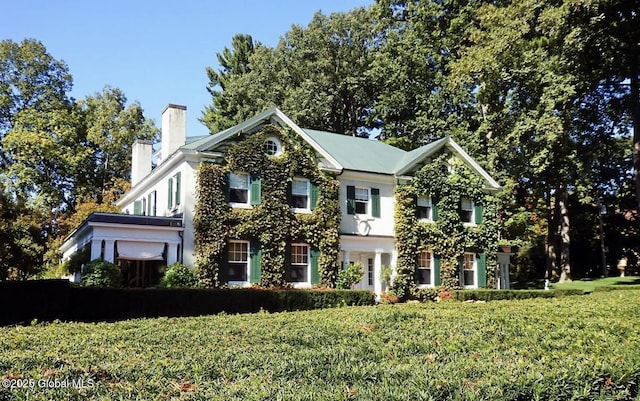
[303,129,408,174]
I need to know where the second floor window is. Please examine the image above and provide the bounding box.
[229,172,249,204]
[460,197,474,223]
[355,187,369,214]
[417,196,432,221]
[291,178,309,209]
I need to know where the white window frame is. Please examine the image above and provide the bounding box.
[289,243,310,287]
[227,240,250,286]
[354,187,369,216]
[463,252,477,288]
[168,173,181,211]
[417,196,433,222]
[263,137,282,157]
[291,177,310,213]
[229,172,251,208]
[460,197,475,225]
[417,250,434,287]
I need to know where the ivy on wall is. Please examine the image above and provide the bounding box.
[194,125,341,288]
[393,153,499,300]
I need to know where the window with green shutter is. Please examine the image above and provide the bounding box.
[250,174,261,205]
[174,172,181,206]
[167,178,173,209]
[346,185,356,215]
[249,241,262,284]
[432,198,439,221]
[133,200,142,215]
[476,252,486,288]
[433,256,441,286]
[474,204,483,225]
[310,249,320,285]
[371,188,380,218]
[309,182,319,211]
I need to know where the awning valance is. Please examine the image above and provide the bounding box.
[116,241,165,261]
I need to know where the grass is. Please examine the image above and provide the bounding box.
[1,289,640,400]
[551,276,640,293]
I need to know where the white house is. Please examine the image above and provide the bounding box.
[60,104,502,293]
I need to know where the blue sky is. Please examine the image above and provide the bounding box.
[2,0,373,136]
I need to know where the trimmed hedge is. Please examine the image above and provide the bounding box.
[594,284,640,293]
[452,288,585,301]
[0,279,374,325]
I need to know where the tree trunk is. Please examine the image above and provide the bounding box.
[631,71,640,210]
[545,193,558,279]
[558,188,571,282]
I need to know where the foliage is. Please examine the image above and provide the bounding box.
[194,125,341,288]
[1,290,639,399]
[453,289,585,302]
[393,154,498,299]
[202,8,381,136]
[336,261,364,289]
[159,263,198,288]
[80,259,121,288]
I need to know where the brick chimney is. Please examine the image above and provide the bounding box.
[161,104,187,162]
[131,139,153,186]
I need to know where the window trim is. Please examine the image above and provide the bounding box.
[417,250,435,287]
[168,172,182,211]
[263,137,282,157]
[462,252,477,288]
[289,243,310,286]
[227,240,250,285]
[229,172,251,208]
[354,186,370,216]
[290,177,311,213]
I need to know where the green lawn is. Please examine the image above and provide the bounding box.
[551,276,640,293]
[1,290,639,400]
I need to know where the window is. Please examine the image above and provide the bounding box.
[367,258,374,286]
[289,244,309,283]
[417,250,433,285]
[147,191,157,217]
[168,173,181,210]
[463,252,476,287]
[229,172,249,204]
[264,137,282,157]
[417,196,432,221]
[227,241,249,282]
[291,178,309,210]
[460,197,474,223]
[355,187,369,214]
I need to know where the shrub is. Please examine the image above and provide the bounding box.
[452,288,584,301]
[336,261,364,289]
[160,263,198,288]
[81,259,121,288]
[380,290,399,304]
[411,287,440,302]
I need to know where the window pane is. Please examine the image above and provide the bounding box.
[355,201,367,214]
[419,251,431,268]
[417,268,432,285]
[230,189,248,203]
[228,242,248,262]
[292,195,308,209]
[417,206,431,220]
[417,196,432,207]
[355,188,369,201]
[230,173,248,189]
[227,263,248,281]
[464,270,475,286]
[292,179,308,195]
[461,197,473,211]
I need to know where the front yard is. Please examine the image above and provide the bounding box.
[1,289,639,400]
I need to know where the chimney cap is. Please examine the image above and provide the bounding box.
[163,104,187,113]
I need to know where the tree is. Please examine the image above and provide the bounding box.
[202,8,381,136]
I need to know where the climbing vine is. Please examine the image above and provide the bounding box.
[194,125,341,288]
[393,153,499,300]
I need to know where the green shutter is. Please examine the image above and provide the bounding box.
[250,174,261,205]
[434,256,441,286]
[310,249,320,285]
[147,193,152,216]
[310,182,319,211]
[432,199,439,221]
[167,178,173,208]
[224,173,230,202]
[175,172,181,206]
[458,256,464,287]
[346,185,355,215]
[133,200,142,215]
[474,204,483,225]
[371,188,380,218]
[250,241,262,284]
[477,253,486,288]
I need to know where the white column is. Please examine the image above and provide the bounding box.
[167,242,178,265]
[390,250,398,285]
[374,250,383,300]
[104,240,115,263]
[90,239,102,261]
[343,250,351,269]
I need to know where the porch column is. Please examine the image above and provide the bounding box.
[104,240,115,263]
[390,250,398,285]
[167,242,178,265]
[90,239,102,261]
[374,250,383,300]
[343,250,351,270]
